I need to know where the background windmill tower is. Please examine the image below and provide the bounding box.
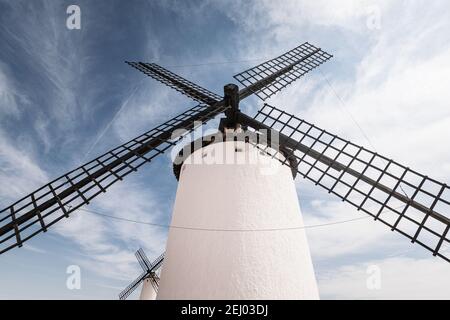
[0,42,449,300]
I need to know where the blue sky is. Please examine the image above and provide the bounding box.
[1,0,450,299]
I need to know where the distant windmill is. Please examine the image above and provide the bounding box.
[1,42,449,299]
[119,248,164,300]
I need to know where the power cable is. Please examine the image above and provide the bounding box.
[76,207,395,232]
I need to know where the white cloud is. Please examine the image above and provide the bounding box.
[0,129,48,204]
[318,256,450,299]
[300,197,402,259]
[238,0,382,31]
[0,63,26,119]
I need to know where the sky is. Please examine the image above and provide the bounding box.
[0,0,450,299]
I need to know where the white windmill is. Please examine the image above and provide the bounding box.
[119,248,163,300]
[1,42,449,300]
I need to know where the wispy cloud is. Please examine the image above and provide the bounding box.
[0,128,48,205]
[0,63,27,119]
[22,244,47,254]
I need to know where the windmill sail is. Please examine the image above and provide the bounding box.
[242,103,450,262]
[0,103,228,255]
[119,271,148,300]
[126,62,222,105]
[135,248,153,271]
[149,252,165,271]
[234,42,332,101]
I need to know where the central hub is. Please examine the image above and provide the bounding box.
[220,83,240,131]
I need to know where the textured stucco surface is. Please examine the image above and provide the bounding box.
[157,140,319,299]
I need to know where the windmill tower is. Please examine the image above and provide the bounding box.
[158,129,319,299]
[1,42,449,300]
